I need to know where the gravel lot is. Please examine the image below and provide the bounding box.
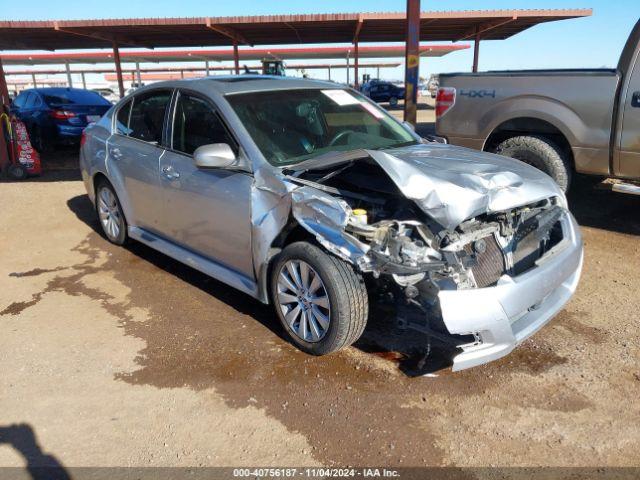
[1,113,639,470]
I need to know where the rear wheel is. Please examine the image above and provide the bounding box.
[30,126,52,154]
[494,135,572,192]
[95,180,128,245]
[7,164,27,180]
[389,96,399,107]
[270,242,368,355]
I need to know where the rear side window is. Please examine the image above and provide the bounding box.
[171,93,236,155]
[42,90,111,107]
[115,99,133,135]
[22,93,36,108]
[128,90,172,144]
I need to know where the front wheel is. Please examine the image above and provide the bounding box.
[494,135,572,192]
[270,242,368,355]
[389,96,399,107]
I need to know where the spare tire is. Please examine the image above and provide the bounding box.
[494,135,572,192]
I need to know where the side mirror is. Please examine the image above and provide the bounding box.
[193,143,236,169]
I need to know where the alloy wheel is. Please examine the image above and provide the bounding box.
[276,260,331,343]
[97,187,122,241]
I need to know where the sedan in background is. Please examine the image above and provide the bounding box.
[10,87,112,152]
[361,80,405,106]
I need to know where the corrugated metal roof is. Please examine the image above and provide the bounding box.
[0,9,592,51]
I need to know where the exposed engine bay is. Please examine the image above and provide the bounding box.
[287,157,566,293]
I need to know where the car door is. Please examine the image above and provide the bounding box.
[106,89,172,233]
[617,51,640,177]
[159,90,254,278]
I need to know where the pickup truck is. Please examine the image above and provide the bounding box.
[435,19,640,193]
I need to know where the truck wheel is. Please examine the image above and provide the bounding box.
[95,180,128,245]
[494,135,572,192]
[270,241,368,355]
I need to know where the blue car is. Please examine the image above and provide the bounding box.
[10,87,112,152]
[361,80,405,106]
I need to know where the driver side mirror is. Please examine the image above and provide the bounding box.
[193,143,236,169]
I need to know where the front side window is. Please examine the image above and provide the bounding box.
[226,88,417,166]
[172,93,236,155]
[22,93,36,109]
[128,90,172,144]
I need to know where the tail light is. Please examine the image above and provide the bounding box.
[435,87,456,118]
[80,131,87,147]
[49,110,76,120]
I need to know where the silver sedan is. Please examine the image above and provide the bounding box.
[80,76,583,371]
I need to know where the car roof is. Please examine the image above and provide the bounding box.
[135,75,343,96]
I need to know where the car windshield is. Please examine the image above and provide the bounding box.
[42,90,111,107]
[226,88,418,166]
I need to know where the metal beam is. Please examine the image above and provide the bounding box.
[0,57,10,172]
[205,18,252,46]
[65,62,73,87]
[233,41,240,74]
[472,26,481,72]
[31,72,37,88]
[53,22,152,49]
[112,42,125,98]
[81,72,87,89]
[404,0,420,125]
[456,16,517,42]
[135,62,142,85]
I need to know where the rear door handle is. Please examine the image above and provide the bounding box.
[162,165,180,180]
[632,91,640,108]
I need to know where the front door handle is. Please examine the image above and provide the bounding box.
[110,148,123,159]
[162,165,180,180]
[632,91,640,108]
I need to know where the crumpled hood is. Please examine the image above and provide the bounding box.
[367,143,565,229]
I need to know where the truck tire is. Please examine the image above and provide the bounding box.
[494,135,571,192]
[270,241,368,356]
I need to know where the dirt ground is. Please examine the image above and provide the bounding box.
[1,134,639,471]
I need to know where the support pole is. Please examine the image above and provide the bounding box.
[233,41,240,75]
[0,57,10,172]
[112,42,125,98]
[81,72,87,89]
[31,73,37,88]
[472,26,481,73]
[65,62,73,88]
[403,0,420,125]
[377,66,380,79]
[346,54,350,86]
[136,62,142,85]
[328,65,331,81]
[205,61,210,76]
[354,40,360,88]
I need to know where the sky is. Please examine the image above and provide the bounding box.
[1,0,639,87]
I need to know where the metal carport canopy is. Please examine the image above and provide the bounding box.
[0,10,592,49]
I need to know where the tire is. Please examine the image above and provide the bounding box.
[95,180,128,245]
[8,164,27,180]
[494,135,572,192]
[30,126,52,154]
[270,241,368,355]
[389,96,399,107]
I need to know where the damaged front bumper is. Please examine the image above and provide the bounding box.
[438,210,583,371]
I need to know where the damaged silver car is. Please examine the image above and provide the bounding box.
[80,76,583,371]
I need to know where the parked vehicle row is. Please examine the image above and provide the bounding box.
[436,19,640,194]
[10,87,112,152]
[80,76,583,371]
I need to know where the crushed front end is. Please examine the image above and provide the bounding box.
[284,151,583,371]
